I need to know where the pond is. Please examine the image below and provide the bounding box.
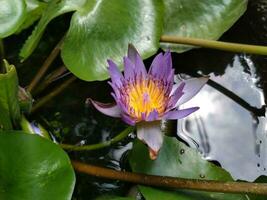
[1,0,267,199]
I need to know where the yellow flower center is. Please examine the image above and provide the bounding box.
[127,79,167,120]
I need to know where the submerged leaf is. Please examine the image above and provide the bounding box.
[129,136,249,200]
[161,0,248,52]
[0,131,75,200]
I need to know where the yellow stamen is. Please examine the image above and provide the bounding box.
[127,79,167,120]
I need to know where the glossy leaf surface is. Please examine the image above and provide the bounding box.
[61,0,163,81]
[0,60,20,130]
[0,0,26,38]
[0,132,75,200]
[130,136,249,200]
[161,0,247,52]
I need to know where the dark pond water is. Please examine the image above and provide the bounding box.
[4,1,267,199]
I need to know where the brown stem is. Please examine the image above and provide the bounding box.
[72,160,267,195]
[27,36,65,93]
[33,65,68,95]
[31,76,76,113]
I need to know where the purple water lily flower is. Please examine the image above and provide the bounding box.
[90,45,208,160]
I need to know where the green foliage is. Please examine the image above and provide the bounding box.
[161,0,247,52]
[18,86,32,114]
[18,0,247,81]
[0,60,20,130]
[0,0,26,38]
[248,176,267,200]
[129,136,249,200]
[61,0,163,81]
[0,131,75,200]
[20,0,85,59]
[15,0,46,33]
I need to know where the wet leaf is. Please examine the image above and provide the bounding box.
[161,0,247,52]
[0,0,26,38]
[15,0,47,33]
[129,136,249,200]
[61,0,163,81]
[0,60,20,130]
[19,0,85,59]
[0,131,75,200]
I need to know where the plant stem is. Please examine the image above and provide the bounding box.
[72,160,267,195]
[20,115,35,134]
[160,35,267,55]
[27,36,65,93]
[33,65,68,95]
[61,126,134,151]
[31,76,76,113]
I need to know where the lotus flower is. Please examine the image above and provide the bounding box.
[89,45,208,159]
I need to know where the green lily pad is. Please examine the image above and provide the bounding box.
[19,0,85,59]
[0,60,20,130]
[0,131,75,200]
[129,136,249,199]
[161,0,247,52]
[0,0,26,38]
[61,0,163,81]
[15,0,47,33]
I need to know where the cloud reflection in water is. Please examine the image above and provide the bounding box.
[177,55,267,181]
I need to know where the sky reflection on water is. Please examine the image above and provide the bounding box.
[178,55,267,181]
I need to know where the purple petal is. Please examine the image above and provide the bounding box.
[116,100,129,114]
[149,51,173,80]
[107,59,124,87]
[89,98,121,118]
[148,53,164,77]
[168,82,185,109]
[121,114,136,126]
[163,50,172,73]
[123,57,135,80]
[163,107,199,120]
[167,69,175,85]
[146,110,159,121]
[137,121,163,160]
[127,44,147,77]
[108,81,120,98]
[174,77,209,107]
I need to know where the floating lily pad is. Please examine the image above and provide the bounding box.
[0,131,75,200]
[19,0,85,59]
[61,0,163,81]
[161,0,248,52]
[129,136,249,200]
[15,0,47,33]
[0,0,26,38]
